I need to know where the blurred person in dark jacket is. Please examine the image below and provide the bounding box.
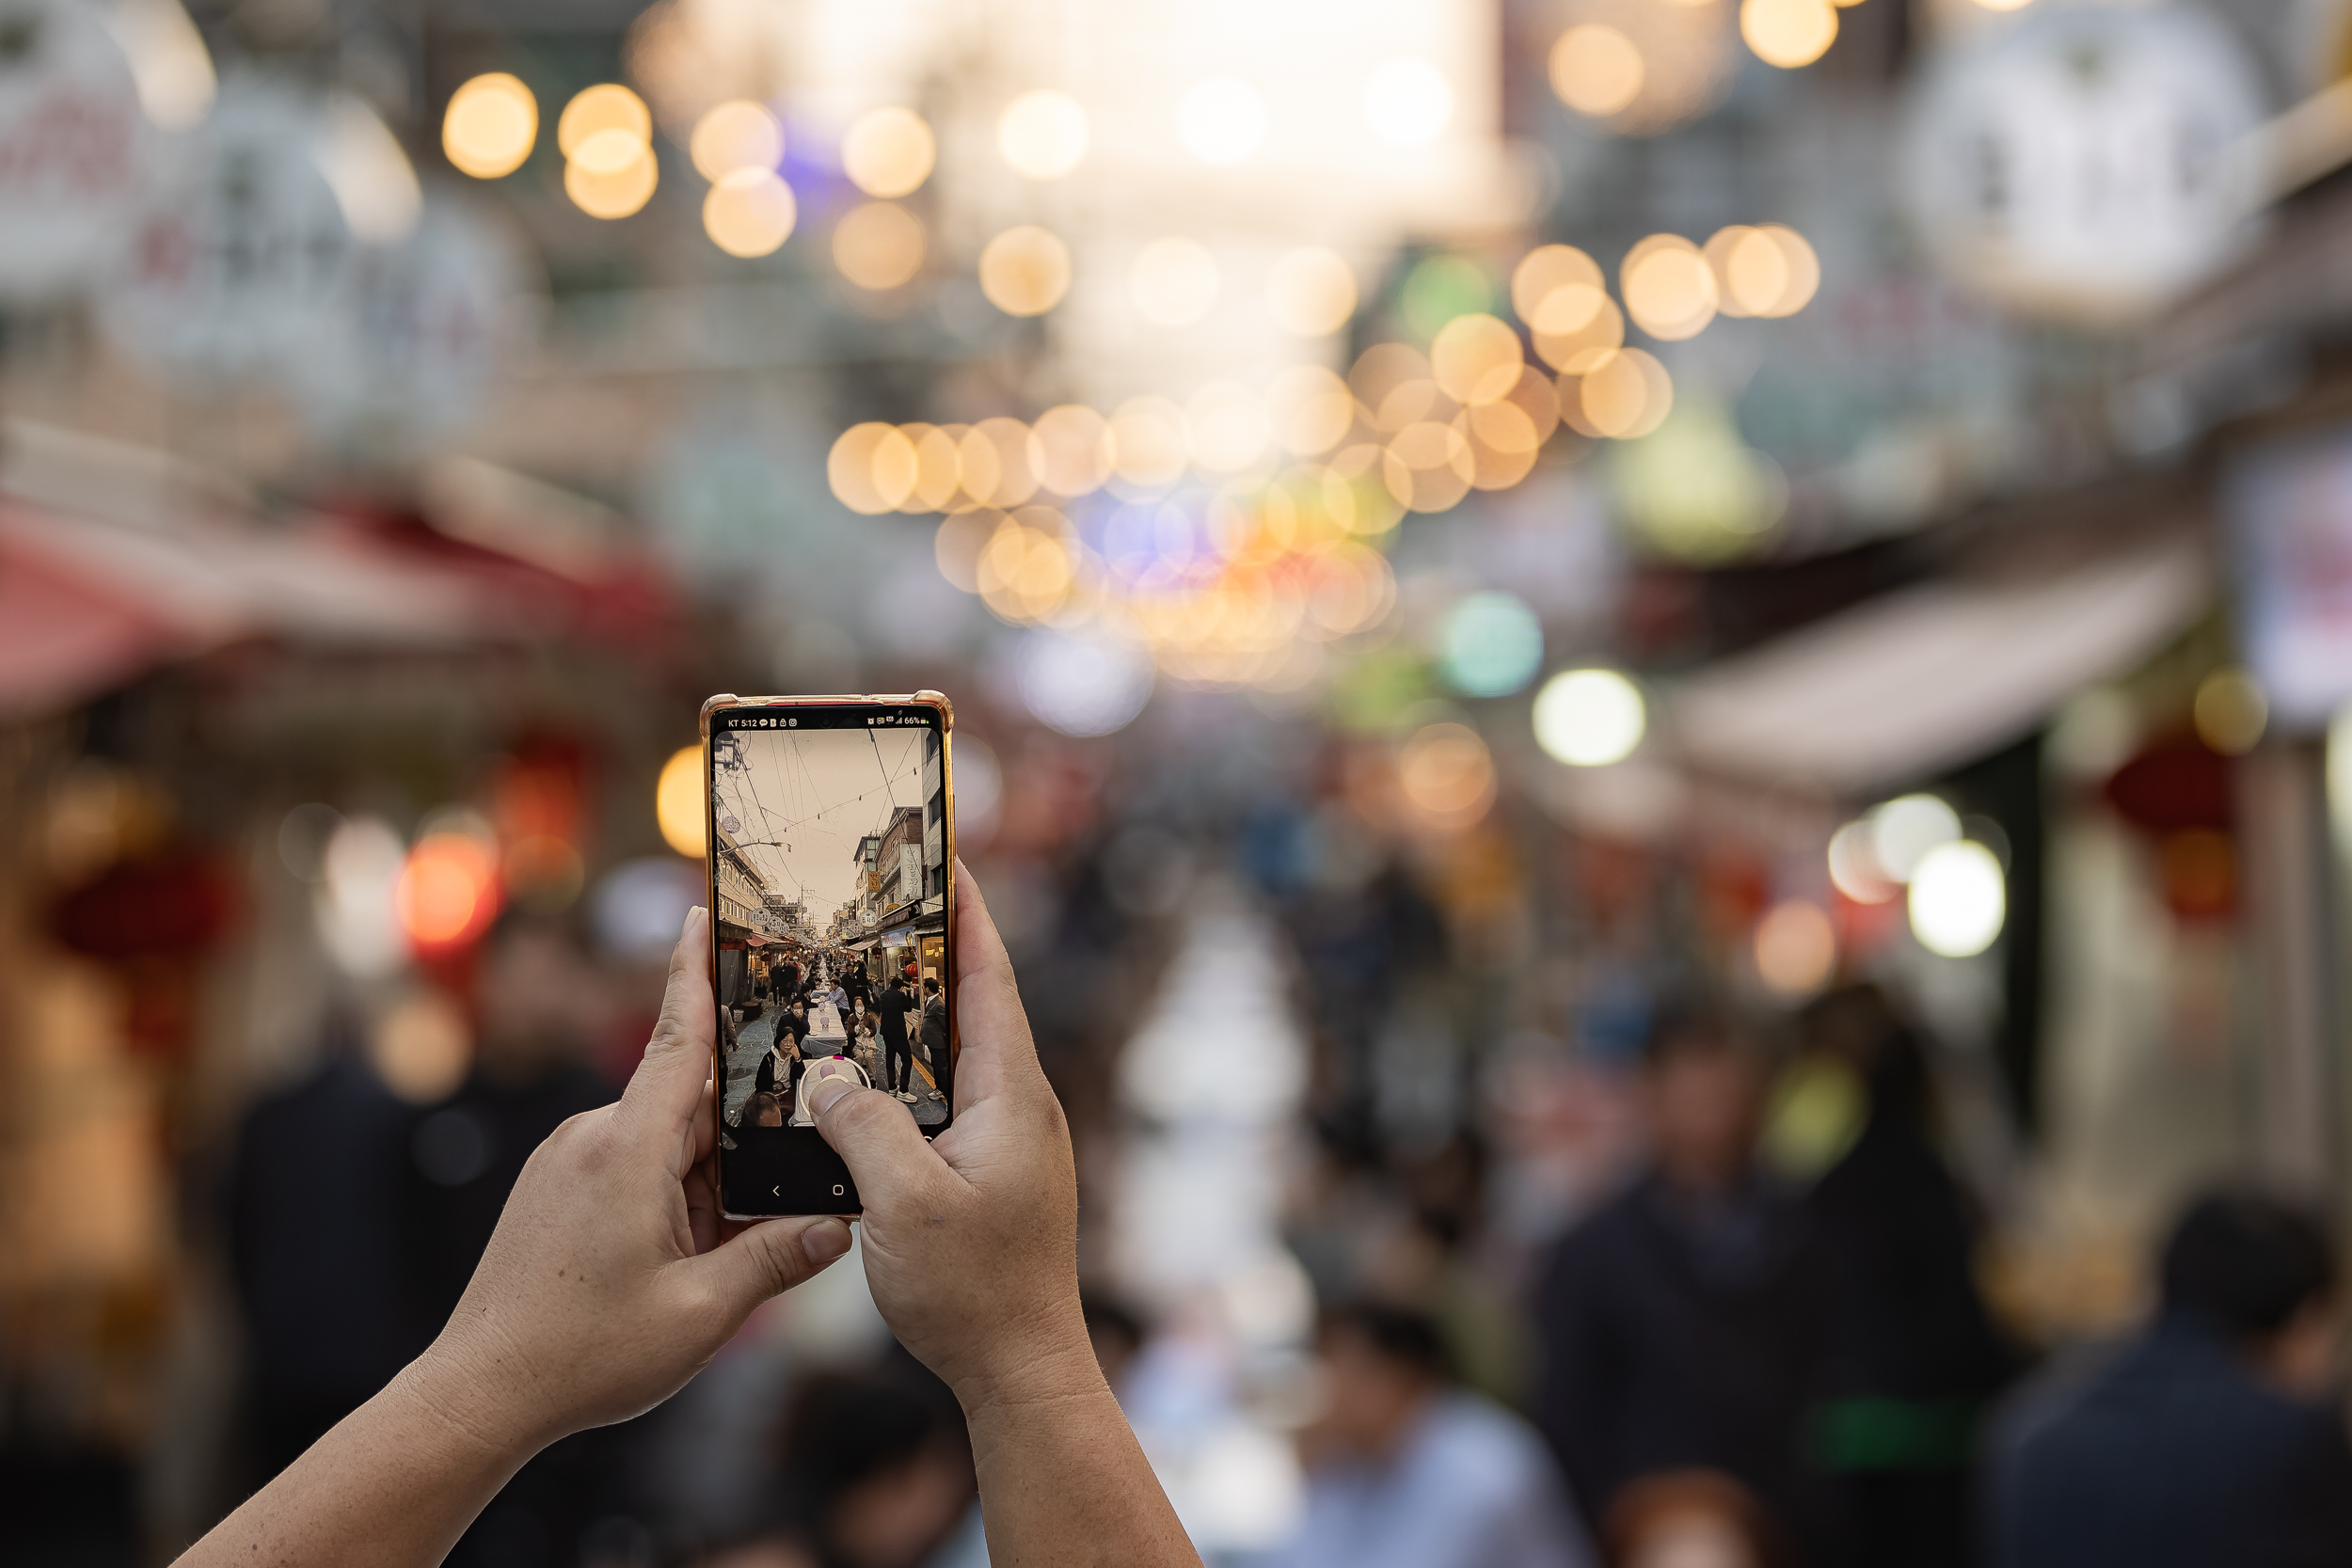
[1531,1007,1836,1558]
[224,1013,417,1488]
[1797,987,2017,1568]
[1264,1301,1594,1568]
[1984,1189,2352,1568]
[395,911,631,1568]
[698,1356,978,1568]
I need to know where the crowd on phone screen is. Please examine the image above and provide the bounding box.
[723,946,948,1127]
[219,894,2352,1568]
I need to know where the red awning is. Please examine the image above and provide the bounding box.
[0,525,190,719]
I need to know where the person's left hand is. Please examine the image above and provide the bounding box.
[411,906,852,1451]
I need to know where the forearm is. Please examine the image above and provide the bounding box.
[175,1352,537,1568]
[962,1345,1200,1568]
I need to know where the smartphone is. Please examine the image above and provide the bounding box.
[702,691,956,1217]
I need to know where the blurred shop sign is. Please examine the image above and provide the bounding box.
[2226,430,2352,730]
[101,80,355,380]
[291,192,537,450]
[0,0,151,300]
[1901,4,2265,326]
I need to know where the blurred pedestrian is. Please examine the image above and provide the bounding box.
[223,1012,417,1488]
[876,974,918,1102]
[1797,987,2016,1568]
[1263,1302,1594,1568]
[1530,1006,1834,1557]
[1984,1188,2352,1568]
[698,1358,977,1568]
[394,911,629,1568]
[920,977,948,1093]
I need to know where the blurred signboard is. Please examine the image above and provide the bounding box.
[2226,430,2352,730]
[1902,3,2265,325]
[0,0,151,300]
[102,81,353,381]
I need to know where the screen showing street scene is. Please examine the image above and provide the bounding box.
[709,705,951,1152]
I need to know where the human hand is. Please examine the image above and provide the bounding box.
[415,907,853,1451]
[810,861,1095,1412]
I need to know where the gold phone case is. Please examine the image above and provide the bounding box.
[702,691,957,1219]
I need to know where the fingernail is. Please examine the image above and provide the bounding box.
[803,1219,851,1264]
[811,1079,854,1117]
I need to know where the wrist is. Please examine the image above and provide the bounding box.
[400,1332,558,1465]
[945,1305,1103,1418]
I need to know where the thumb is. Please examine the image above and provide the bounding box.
[680,1216,853,1319]
[813,1080,954,1210]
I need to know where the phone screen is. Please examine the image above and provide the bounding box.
[708,699,952,1215]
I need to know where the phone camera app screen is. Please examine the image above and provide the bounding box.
[712,706,950,1208]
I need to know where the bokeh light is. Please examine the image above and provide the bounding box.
[997,89,1089,181]
[442,73,538,179]
[1909,841,2005,957]
[1131,238,1221,327]
[828,422,910,514]
[1550,25,1645,119]
[1706,224,1820,317]
[1741,0,1838,69]
[1031,404,1118,496]
[690,100,783,181]
[558,83,650,156]
[565,138,659,219]
[319,815,407,977]
[964,419,1041,507]
[842,106,936,198]
[1622,233,1718,341]
[833,200,925,290]
[1266,248,1359,337]
[1869,794,1961,881]
[1266,365,1358,456]
[1110,397,1191,487]
[1363,57,1454,147]
[1399,253,1492,340]
[702,167,796,256]
[656,745,706,857]
[977,515,1078,622]
[1398,723,1497,831]
[1756,898,1837,996]
[1534,668,1645,766]
[1828,820,1898,903]
[560,83,657,218]
[1613,399,1788,561]
[1185,384,1271,473]
[980,225,1073,316]
[1019,627,1155,736]
[396,832,501,951]
[1179,76,1267,166]
[1561,348,1672,438]
[1439,591,1544,697]
[1430,313,1524,405]
[1517,246,1625,374]
[2193,666,2267,755]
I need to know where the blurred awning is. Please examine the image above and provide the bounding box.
[1667,537,2208,799]
[0,419,677,718]
[0,524,190,720]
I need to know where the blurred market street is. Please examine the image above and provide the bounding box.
[8,0,2352,1562]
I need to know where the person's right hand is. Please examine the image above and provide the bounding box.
[810,860,1095,1410]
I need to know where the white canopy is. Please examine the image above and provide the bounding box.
[1666,536,2208,799]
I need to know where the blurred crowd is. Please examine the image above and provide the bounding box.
[137,820,2343,1568]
